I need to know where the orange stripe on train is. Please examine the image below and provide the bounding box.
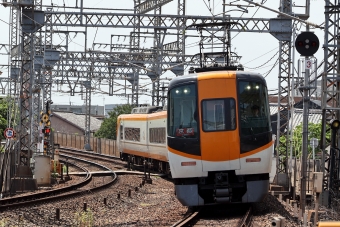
[123,148,168,162]
[168,141,273,161]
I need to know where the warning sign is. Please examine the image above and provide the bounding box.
[4,128,15,139]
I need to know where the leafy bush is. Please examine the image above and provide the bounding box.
[95,104,133,140]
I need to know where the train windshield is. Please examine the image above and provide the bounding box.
[168,84,198,138]
[202,99,236,131]
[238,81,271,136]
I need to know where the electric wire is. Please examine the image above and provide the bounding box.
[1,1,290,102]
[244,51,279,70]
[263,57,279,78]
[243,47,278,65]
[230,0,268,41]
[203,0,213,16]
[92,27,99,48]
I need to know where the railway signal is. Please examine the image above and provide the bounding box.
[42,126,51,137]
[295,32,319,56]
[43,141,49,154]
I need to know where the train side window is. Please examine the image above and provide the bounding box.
[149,127,166,143]
[124,127,140,141]
[202,98,236,132]
[120,125,123,140]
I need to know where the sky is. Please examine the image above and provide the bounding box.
[0,0,326,106]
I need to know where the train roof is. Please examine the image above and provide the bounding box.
[168,71,267,90]
[119,109,166,120]
[131,106,164,114]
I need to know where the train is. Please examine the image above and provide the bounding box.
[117,69,274,207]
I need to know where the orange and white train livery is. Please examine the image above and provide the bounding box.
[117,69,273,207]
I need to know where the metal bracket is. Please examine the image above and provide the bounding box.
[269,18,292,41]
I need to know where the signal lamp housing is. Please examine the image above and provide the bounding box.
[42,126,51,136]
[295,32,319,56]
[329,119,340,130]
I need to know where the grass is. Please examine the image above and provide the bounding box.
[0,218,7,227]
[73,209,94,227]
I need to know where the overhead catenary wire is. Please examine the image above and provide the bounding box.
[263,57,279,78]
[203,0,213,15]
[244,50,279,70]
[2,9,158,74]
[1,1,298,107]
[243,46,277,65]
[231,2,260,40]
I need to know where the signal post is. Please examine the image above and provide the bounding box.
[295,29,319,223]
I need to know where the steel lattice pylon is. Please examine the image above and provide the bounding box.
[19,7,35,171]
[320,0,340,207]
[130,0,141,106]
[150,4,164,106]
[276,40,291,175]
[274,1,292,188]
[8,3,20,178]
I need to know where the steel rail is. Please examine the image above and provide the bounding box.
[0,153,117,210]
[238,206,253,227]
[59,147,121,163]
[171,208,201,227]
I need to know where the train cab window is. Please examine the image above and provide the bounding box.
[238,81,271,136]
[238,80,272,153]
[202,99,236,131]
[168,84,198,138]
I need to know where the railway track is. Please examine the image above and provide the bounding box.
[60,146,168,177]
[61,148,256,227]
[59,147,121,162]
[0,147,266,226]
[239,206,253,227]
[0,153,117,211]
[171,208,201,227]
[172,204,253,227]
[61,148,257,227]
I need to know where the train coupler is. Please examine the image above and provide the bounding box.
[214,187,232,203]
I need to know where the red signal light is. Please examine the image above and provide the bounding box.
[311,41,318,47]
[42,126,51,136]
[297,41,304,47]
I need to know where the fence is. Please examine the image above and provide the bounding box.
[53,132,119,157]
[0,151,12,193]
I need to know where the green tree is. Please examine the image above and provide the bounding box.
[0,98,8,141]
[95,104,133,140]
[279,122,330,158]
